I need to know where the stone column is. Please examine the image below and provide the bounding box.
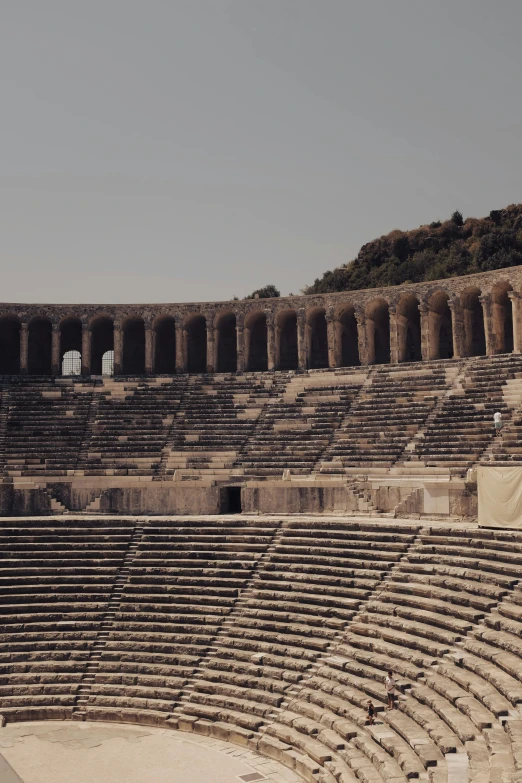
[51,323,60,375]
[389,306,399,364]
[175,316,185,372]
[20,322,29,374]
[81,322,91,376]
[355,308,368,365]
[326,309,337,368]
[419,302,431,361]
[145,322,153,374]
[297,309,307,371]
[236,314,245,373]
[113,320,123,375]
[508,291,521,353]
[479,294,495,355]
[448,298,465,358]
[267,313,276,370]
[206,316,215,373]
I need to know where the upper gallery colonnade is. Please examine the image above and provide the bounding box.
[0,266,521,375]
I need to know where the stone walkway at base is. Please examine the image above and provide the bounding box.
[0,722,301,783]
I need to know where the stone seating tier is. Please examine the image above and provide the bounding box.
[3,519,522,781]
[4,356,522,481]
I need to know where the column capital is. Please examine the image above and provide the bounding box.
[20,321,29,331]
[508,290,520,301]
[388,305,397,316]
[296,308,306,324]
[418,301,429,315]
[51,321,60,332]
[479,293,491,305]
[236,312,245,329]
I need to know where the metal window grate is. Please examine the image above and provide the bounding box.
[62,350,81,376]
[102,350,114,376]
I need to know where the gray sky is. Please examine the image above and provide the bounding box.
[1,0,522,304]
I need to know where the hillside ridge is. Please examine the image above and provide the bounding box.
[303,204,522,294]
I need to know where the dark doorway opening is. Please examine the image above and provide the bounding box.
[221,486,242,514]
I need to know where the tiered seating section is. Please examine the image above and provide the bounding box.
[2,352,522,486]
[3,518,522,783]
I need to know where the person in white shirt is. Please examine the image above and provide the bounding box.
[494,411,503,437]
[385,671,396,710]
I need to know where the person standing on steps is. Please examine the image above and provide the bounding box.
[494,410,503,437]
[385,671,396,710]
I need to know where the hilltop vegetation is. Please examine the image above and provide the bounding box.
[303,205,522,295]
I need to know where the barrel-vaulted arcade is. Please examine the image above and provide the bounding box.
[0,266,520,377]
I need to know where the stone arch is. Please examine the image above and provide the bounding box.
[185,315,207,373]
[245,311,267,371]
[28,316,52,374]
[276,310,298,370]
[306,308,328,369]
[491,281,514,354]
[90,316,114,375]
[427,290,453,359]
[396,294,422,363]
[154,316,176,374]
[216,312,237,373]
[335,306,360,367]
[365,299,390,365]
[59,317,82,372]
[461,288,486,357]
[0,316,21,374]
[122,316,145,374]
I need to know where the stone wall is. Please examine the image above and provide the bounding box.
[1,265,522,375]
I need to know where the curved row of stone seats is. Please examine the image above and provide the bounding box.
[237,377,364,477]
[80,518,280,722]
[320,363,450,470]
[342,526,522,782]
[4,378,96,477]
[408,354,522,472]
[0,517,134,723]
[78,377,188,477]
[163,374,280,478]
[177,521,422,782]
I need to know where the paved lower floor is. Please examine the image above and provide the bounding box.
[0,721,301,783]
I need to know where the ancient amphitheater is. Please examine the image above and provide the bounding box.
[2,266,522,782]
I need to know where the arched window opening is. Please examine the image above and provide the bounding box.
[60,317,82,375]
[155,317,176,374]
[439,324,454,359]
[102,350,114,376]
[186,316,207,373]
[246,313,267,371]
[338,309,360,367]
[216,313,237,372]
[307,309,328,369]
[277,311,298,370]
[491,282,514,354]
[461,289,486,357]
[62,350,81,376]
[90,317,114,375]
[366,300,390,365]
[397,295,421,363]
[0,318,20,374]
[122,317,145,374]
[427,291,453,360]
[28,318,52,374]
